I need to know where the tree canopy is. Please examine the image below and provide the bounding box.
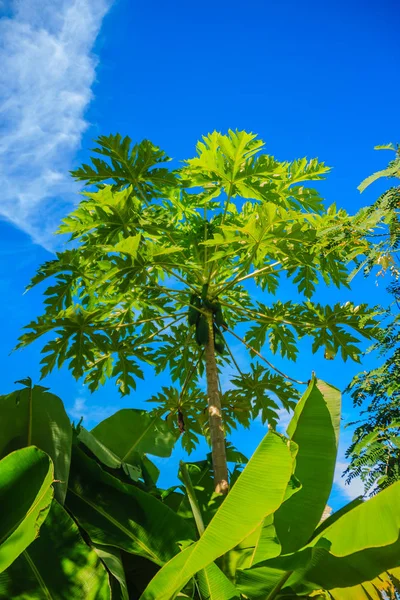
[18,130,386,488]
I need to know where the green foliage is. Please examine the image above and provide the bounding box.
[273,379,341,553]
[140,431,294,600]
[0,379,72,504]
[346,145,400,495]
[66,445,194,565]
[351,142,400,279]
[0,447,54,573]
[0,501,111,600]
[1,380,400,598]
[19,130,381,452]
[0,382,194,598]
[139,378,400,600]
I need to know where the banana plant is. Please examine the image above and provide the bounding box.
[139,377,400,600]
[1,379,400,598]
[0,381,195,598]
[17,130,383,493]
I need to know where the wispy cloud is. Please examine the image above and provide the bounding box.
[333,459,365,500]
[276,407,293,435]
[0,0,113,248]
[333,422,365,501]
[68,395,115,426]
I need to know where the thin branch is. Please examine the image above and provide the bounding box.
[96,312,185,331]
[216,259,288,295]
[217,298,315,329]
[223,326,308,385]
[222,333,245,377]
[204,199,208,276]
[153,281,207,317]
[138,315,186,345]
[179,350,204,403]
[161,266,201,292]
[222,219,277,291]
[206,182,234,284]
[221,182,234,225]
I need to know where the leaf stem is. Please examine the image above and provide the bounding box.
[206,182,234,284]
[223,333,245,377]
[179,351,204,403]
[137,315,186,344]
[266,570,293,600]
[217,259,288,295]
[223,326,308,385]
[95,313,186,331]
[179,461,205,536]
[27,384,33,446]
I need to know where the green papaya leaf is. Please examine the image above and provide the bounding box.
[0,385,72,504]
[0,500,110,599]
[274,378,341,553]
[0,447,54,573]
[139,431,294,600]
[66,446,195,565]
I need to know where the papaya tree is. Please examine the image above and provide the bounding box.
[18,130,382,493]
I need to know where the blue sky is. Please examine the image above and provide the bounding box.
[0,0,399,508]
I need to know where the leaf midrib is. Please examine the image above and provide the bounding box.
[68,488,160,564]
[23,550,53,600]
[120,415,159,463]
[0,467,53,546]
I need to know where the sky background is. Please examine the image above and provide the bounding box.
[0,0,399,508]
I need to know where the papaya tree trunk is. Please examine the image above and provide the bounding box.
[204,311,229,494]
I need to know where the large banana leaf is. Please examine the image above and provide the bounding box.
[237,481,400,598]
[77,426,160,488]
[197,563,241,600]
[292,480,400,592]
[139,431,294,600]
[66,445,195,565]
[328,570,397,600]
[274,378,341,553]
[0,447,54,573]
[94,545,129,600]
[0,384,72,504]
[120,553,160,599]
[0,500,110,599]
[91,409,178,461]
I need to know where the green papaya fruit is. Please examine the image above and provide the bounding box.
[214,329,225,355]
[188,294,201,326]
[214,305,227,330]
[201,283,209,301]
[203,298,220,312]
[195,315,209,346]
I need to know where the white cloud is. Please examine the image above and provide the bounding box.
[333,459,365,500]
[276,407,293,435]
[68,395,114,426]
[333,421,365,501]
[0,0,113,248]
